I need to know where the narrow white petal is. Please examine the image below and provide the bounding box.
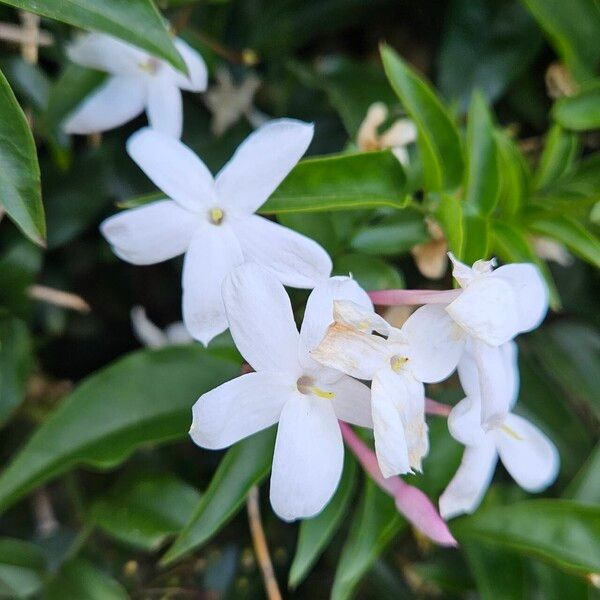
[270,394,343,521]
[439,443,498,520]
[501,340,520,410]
[492,263,549,334]
[333,300,390,335]
[398,372,429,472]
[147,81,183,138]
[100,200,195,265]
[222,263,301,374]
[182,225,244,345]
[215,119,314,215]
[329,375,373,428]
[127,127,216,212]
[190,371,291,449]
[448,252,476,288]
[447,397,487,446]
[130,306,168,348]
[171,38,208,92]
[164,322,193,345]
[64,76,146,134]
[496,414,559,492]
[234,215,332,288]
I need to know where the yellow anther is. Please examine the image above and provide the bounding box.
[310,386,335,400]
[242,48,259,66]
[210,207,224,225]
[500,424,524,441]
[390,355,409,373]
[139,58,159,74]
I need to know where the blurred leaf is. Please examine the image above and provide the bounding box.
[2,0,185,71]
[277,212,341,256]
[462,214,490,264]
[162,427,276,565]
[565,443,600,504]
[0,68,44,246]
[495,129,531,216]
[534,124,581,190]
[436,193,463,255]
[289,455,357,589]
[91,472,201,551]
[552,81,600,131]
[333,253,404,291]
[438,0,542,109]
[0,316,32,427]
[407,554,475,595]
[0,58,49,111]
[331,479,405,600]
[380,44,464,192]
[530,560,591,599]
[0,345,239,513]
[453,499,600,575]
[542,152,600,199]
[0,538,45,599]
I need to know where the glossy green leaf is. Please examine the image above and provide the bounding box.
[289,455,357,589]
[436,193,463,255]
[0,345,239,513]
[333,253,404,291]
[534,125,581,190]
[453,500,600,575]
[552,81,600,131]
[91,472,201,551]
[277,212,341,256]
[2,0,185,71]
[565,443,600,504]
[495,129,531,216]
[0,538,46,599]
[0,68,44,246]
[542,152,600,199]
[462,214,490,264]
[331,479,405,600]
[380,44,464,192]
[162,427,276,565]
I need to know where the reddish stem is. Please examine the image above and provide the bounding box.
[368,288,461,306]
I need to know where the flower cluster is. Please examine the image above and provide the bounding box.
[68,34,559,538]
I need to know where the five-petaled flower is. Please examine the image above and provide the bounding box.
[64,32,207,138]
[190,264,373,521]
[100,120,332,345]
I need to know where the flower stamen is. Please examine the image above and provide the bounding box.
[390,355,409,373]
[297,376,335,399]
[500,424,524,441]
[209,207,224,225]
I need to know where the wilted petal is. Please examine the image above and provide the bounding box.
[329,375,373,428]
[380,118,417,148]
[171,38,208,91]
[130,306,168,348]
[164,322,193,345]
[190,371,291,449]
[64,75,146,134]
[233,215,332,288]
[215,119,314,215]
[448,252,476,288]
[496,414,559,492]
[447,397,486,447]
[147,81,183,138]
[334,300,390,335]
[100,200,195,265]
[270,394,343,521]
[357,102,387,150]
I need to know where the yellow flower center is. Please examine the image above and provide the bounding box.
[390,355,409,373]
[297,376,335,399]
[209,207,224,225]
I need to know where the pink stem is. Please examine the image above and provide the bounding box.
[368,288,461,306]
[340,422,457,547]
[425,398,451,417]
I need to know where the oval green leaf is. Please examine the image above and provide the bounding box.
[552,82,600,131]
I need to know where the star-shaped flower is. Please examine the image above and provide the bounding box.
[64,32,207,137]
[101,120,332,345]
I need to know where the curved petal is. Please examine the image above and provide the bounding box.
[502,340,520,410]
[447,397,487,446]
[130,306,168,348]
[234,216,332,288]
[270,394,343,521]
[147,81,183,138]
[215,119,314,215]
[190,371,291,449]
[402,304,464,383]
[496,414,559,492]
[439,443,498,520]
[64,75,146,134]
[446,276,520,346]
[448,252,476,288]
[182,224,244,345]
[222,263,300,374]
[127,127,216,212]
[329,375,373,428]
[492,263,548,334]
[164,322,193,345]
[100,200,195,265]
[457,339,480,398]
[170,38,208,92]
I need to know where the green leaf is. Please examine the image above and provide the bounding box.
[0,58,50,111]
[436,193,463,255]
[331,480,405,600]
[0,538,46,599]
[534,124,581,189]
[91,472,201,551]
[0,68,44,246]
[380,44,464,192]
[333,253,404,291]
[495,129,531,216]
[2,0,185,72]
[542,152,600,198]
[552,81,600,131]
[565,443,600,504]
[462,214,490,264]
[0,316,33,427]
[453,499,600,575]
[289,455,357,589]
[162,427,276,566]
[277,212,341,256]
[0,345,239,514]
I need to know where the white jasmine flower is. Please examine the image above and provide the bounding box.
[405,253,548,430]
[440,340,559,519]
[190,264,373,521]
[101,120,332,345]
[312,300,459,477]
[64,32,207,138]
[131,305,191,348]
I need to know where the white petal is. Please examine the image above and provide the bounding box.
[270,394,343,521]
[164,322,193,345]
[496,414,559,492]
[127,127,216,212]
[130,306,168,348]
[233,215,332,288]
[171,38,208,92]
[333,300,390,335]
[447,397,487,446]
[182,225,244,345]
[215,119,314,215]
[100,200,195,265]
[402,304,464,383]
[329,375,373,428]
[398,372,429,472]
[222,263,301,374]
[446,276,520,346]
[457,339,480,398]
[64,75,146,134]
[380,118,417,147]
[492,264,548,334]
[66,33,144,76]
[147,81,183,138]
[439,443,498,520]
[190,371,291,449]
[448,252,476,288]
[501,340,520,410]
